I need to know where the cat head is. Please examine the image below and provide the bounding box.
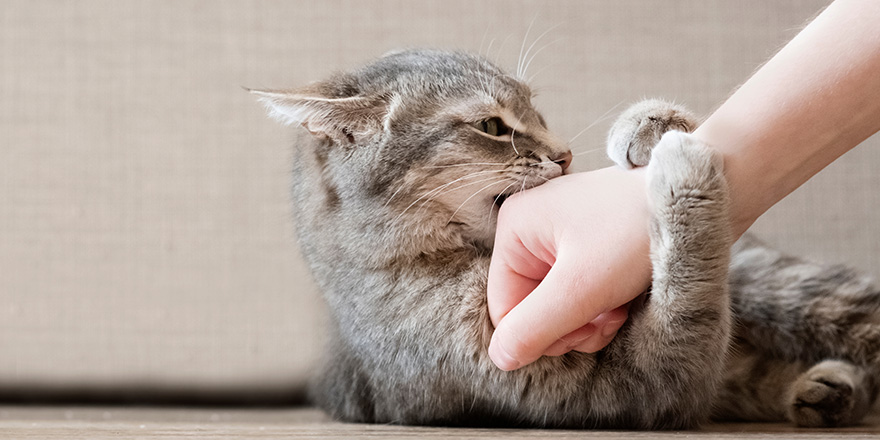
[253,49,570,252]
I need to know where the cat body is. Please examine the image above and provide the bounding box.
[254,50,879,428]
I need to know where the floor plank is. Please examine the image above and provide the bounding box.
[1,406,879,439]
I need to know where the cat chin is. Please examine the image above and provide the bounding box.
[470,234,496,253]
[455,218,497,251]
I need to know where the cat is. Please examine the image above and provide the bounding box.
[252,49,880,429]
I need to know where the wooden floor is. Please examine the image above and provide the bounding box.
[2,406,879,439]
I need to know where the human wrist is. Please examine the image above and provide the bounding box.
[560,166,652,293]
[605,166,653,291]
[692,122,774,239]
[689,0,880,239]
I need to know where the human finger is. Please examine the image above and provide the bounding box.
[486,199,553,327]
[569,305,630,353]
[541,323,598,357]
[487,251,618,370]
[541,305,630,356]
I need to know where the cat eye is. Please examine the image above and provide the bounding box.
[472,117,511,137]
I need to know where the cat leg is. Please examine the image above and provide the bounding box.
[715,344,806,423]
[595,131,732,427]
[606,99,697,169]
[716,344,874,427]
[729,235,880,370]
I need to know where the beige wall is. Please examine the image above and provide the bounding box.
[5,0,875,400]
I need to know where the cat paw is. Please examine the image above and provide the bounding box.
[788,360,872,427]
[606,99,697,169]
[645,131,725,207]
[644,131,729,267]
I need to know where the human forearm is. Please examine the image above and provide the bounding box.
[694,0,880,236]
[487,0,880,370]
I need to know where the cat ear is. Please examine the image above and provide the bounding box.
[249,88,387,144]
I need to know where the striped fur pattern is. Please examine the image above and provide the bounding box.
[254,50,879,428]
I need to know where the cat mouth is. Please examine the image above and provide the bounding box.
[492,193,510,208]
[490,167,562,209]
[490,180,542,209]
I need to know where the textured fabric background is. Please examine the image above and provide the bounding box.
[3,0,877,400]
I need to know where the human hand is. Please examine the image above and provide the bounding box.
[487,166,653,371]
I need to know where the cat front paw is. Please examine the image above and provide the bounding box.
[645,131,726,208]
[607,99,697,169]
[788,360,872,427]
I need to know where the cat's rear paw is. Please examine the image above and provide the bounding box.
[788,360,872,427]
[607,99,697,169]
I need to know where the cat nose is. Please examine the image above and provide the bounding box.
[552,151,573,171]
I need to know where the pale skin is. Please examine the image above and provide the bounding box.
[487,0,880,371]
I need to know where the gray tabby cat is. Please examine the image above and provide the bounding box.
[253,49,879,429]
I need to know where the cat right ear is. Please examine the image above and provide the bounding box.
[248,87,387,144]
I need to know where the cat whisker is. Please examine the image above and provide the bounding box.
[493,35,514,73]
[488,73,500,99]
[520,25,562,80]
[571,145,606,157]
[421,162,509,169]
[529,156,579,167]
[522,37,563,82]
[424,169,508,193]
[479,38,499,97]
[478,27,490,59]
[528,160,554,167]
[416,174,510,216]
[517,16,538,78]
[485,38,497,64]
[386,169,505,209]
[486,181,518,229]
[526,62,556,85]
[414,176,493,209]
[446,177,507,225]
[511,116,522,156]
[567,100,626,146]
[393,171,510,223]
[384,182,411,208]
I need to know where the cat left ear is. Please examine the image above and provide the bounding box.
[249,88,387,144]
